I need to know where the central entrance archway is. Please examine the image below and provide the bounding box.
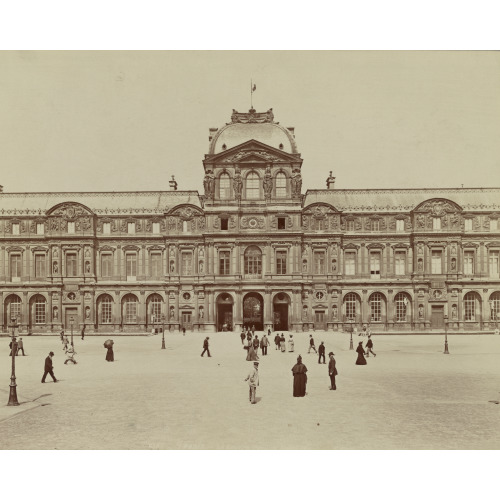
[273,292,290,331]
[243,292,264,331]
[217,293,234,331]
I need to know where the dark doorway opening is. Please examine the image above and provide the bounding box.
[243,292,264,331]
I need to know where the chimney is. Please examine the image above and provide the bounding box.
[326,171,336,190]
[169,175,178,191]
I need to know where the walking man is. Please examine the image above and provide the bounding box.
[60,330,65,342]
[253,335,260,353]
[41,351,58,383]
[244,361,259,404]
[318,341,326,364]
[201,336,211,357]
[328,352,337,390]
[81,325,86,340]
[274,332,281,350]
[17,337,25,356]
[366,335,377,357]
[240,331,246,344]
[308,334,317,354]
[261,333,269,356]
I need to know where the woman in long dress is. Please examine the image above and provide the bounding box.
[106,345,114,362]
[355,341,367,365]
[280,334,286,352]
[246,339,259,361]
[291,355,308,397]
[288,335,294,352]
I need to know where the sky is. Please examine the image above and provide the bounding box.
[1,50,499,194]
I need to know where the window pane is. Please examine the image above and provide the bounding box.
[182,253,192,275]
[152,222,160,234]
[395,293,409,322]
[100,296,112,324]
[464,252,474,274]
[151,253,162,277]
[124,296,137,323]
[345,253,355,275]
[276,251,287,274]
[67,221,75,234]
[431,250,442,274]
[396,219,404,232]
[103,222,111,234]
[395,251,405,275]
[464,293,476,321]
[66,253,77,276]
[127,222,135,234]
[35,254,46,278]
[370,252,381,278]
[219,251,230,275]
[465,219,472,231]
[36,223,45,235]
[219,174,230,199]
[314,252,325,274]
[490,251,499,278]
[370,293,382,322]
[276,173,286,198]
[244,247,262,275]
[35,296,46,324]
[11,255,22,278]
[345,293,357,320]
[246,173,260,199]
[126,254,137,277]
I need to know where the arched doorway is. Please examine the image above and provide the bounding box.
[96,293,114,327]
[4,293,22,330]
[146,293,164,330]
[273,292,290,331]
[217,293,233,331]
[243,292,264,331]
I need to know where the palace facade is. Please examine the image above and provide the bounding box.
[1,107,500,334]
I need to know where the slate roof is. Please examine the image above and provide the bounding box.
[304,188,500,213]
[0,191,202,216]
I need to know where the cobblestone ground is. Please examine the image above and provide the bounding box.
[0,332,499,449]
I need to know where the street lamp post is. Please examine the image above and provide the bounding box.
[70,317,74,348]
[161,314,166,350]
[349,319,354,350]
[7,316,20,406]
[444,314,449,354]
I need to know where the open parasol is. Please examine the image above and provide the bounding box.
[104,339,114,348]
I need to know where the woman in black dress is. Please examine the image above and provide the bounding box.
[291,355,308,397]
[105,342,114,362]
[355,341,367,365]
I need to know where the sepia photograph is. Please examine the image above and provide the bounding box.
[1,50,499,456]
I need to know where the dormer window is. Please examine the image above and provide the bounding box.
[12,223,20,235]
[219,173,230,199]
[246,172,259,199]
[220,217,229,230]
[277,217,286,230]
[276,172,286,198]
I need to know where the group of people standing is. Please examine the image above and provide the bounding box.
[355,335,377,365]
[8,337,25,356]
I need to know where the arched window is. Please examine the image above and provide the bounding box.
[123,294,138,324]
[344,293,357,321]
[244,246,262,276]
[369,293,383,322]
[98,294,113,324]
[34,295,46,324]
[490,291,500,321]
[219,173,230,199]
[464,292,478,321]
[149,294,163,324]
[246,172,260,199]
[6,294,22,323]
[395,292,410,322]
[276,172,286,198]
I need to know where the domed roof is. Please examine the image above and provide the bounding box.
[209,108,298,155]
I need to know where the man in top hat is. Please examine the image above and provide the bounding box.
[318,341,326,364]
[17,337,25,356]
[201,337,211,357]
[244,361,260,404]
[42,351,58,383]
[308,334,317,354]
[328,352,337,390]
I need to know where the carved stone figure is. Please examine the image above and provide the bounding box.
[53,261,58,274]
[451,258,456,271]
[170,307,175,319]
[53,248,58,258]
[418,305,424,319]
[53,307,58,320]
[263,165,273,201]
[417,259,423,272]
[290,169,302,197]
[331,307,337,320]
[199,261,204,273]
[302,307,308,320]
[416,215,425,228]
[233,167,243,200]
[203,170,215,198]
[170,261,175,273]
[451,304,457,319]
[331,260,337,272]
[199,307,204,319]
[302,260,308,272]
[85,261,91,273]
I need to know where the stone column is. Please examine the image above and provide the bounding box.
[387,289,394,330]
[235,290,242,332]
[264,288,272,332]
[113,291,121,331]
[408,247,413,274]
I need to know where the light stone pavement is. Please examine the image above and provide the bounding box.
[0,332,499,449]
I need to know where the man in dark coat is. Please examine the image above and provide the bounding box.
[318,341,326,364]
[252,335,260,352]
[240,331,246,344]
[308,334,317,354]
[291,355,308,397]
[274,333,281,350]
[17,337,25,356]
[201,337,211,357]
[9,337,17,356]
[366,335,377,357]
[328,352,337,390]
[81,325,86,340]
[41,351,57,383]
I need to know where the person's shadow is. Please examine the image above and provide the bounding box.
[255,397,262,403]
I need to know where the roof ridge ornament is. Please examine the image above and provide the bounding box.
[231,108,275,124]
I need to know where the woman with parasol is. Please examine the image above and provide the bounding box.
[104,339,114,362]
[291,355,308,397]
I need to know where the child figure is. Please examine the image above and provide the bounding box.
[64,345,77,364]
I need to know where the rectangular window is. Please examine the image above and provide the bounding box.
[125,301,137,323]
[101,301,112,324]
[314,252,325,275]
[12,223,20,235]
[67,221,75,234]
[464,218,472,231]
[220,218,228,231]
[101,254,113,277]
[183,220,189,233]
[35,300,46,324]
[316,219,325,231]
[371,219,380,231]
[396,219,405,232]
[276,175,286,198]
[395,251,406,275]
[464,297,475,322]
[490,251,499,278]
[464,251,474,275]
[370,252,381,278]
[347,220,354,231]
[490,219,498,232]
[152,222,160,234]
[433,218,441,230]
[219,251,230,275]
[219,176,230,199]
[181,311,192,325]
[126,253,137,277]
[35,254,46,278]
[276,250,287,275]
[314,310,325,324]
[246,175,260,199]
[278,217,286,230]
[36,223,45,235]
[103,222,111,235]
[127,222,135,234]
[345,252,356,275]
[10,254,22,279]
[66,253,77,277]
[150,252,162,277]
[181,252,193,276]
[431,250,442,274]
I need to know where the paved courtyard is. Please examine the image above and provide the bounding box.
[0,331,499,449]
